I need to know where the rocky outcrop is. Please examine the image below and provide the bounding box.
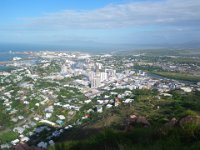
[125,114,150,131]
[179,115,200,127]
[163,115,200,129]
[164,117,177,127]
[15,143,41,150]
[135,116,151,127]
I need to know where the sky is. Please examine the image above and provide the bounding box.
[0,0,200,51]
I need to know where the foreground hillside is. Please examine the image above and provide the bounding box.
[48,125,200,150]
[47,89,200,150]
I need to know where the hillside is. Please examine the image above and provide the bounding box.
[46,89,200,150]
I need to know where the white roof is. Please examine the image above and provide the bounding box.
[49,140,55,145]
[1,144,10,149]
[11,139,20,145]
[37,141,47,149]
[39,120,57,127]
[124,99,134,103]
[21,137,29,142]
[57,115,65,120]
[84,99,92,104]
[106,104,113,108]
[46,113,52,118]
[13,127,25,134]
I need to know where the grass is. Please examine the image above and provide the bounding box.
[151,71,200,82]
[47,89,200,150]
[90,89,200,127]
[134,64,200,82]
[48,125,200,150]
[1,88,200,148]
[0,131,18,144]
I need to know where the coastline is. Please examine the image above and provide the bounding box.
[0,51,30,72]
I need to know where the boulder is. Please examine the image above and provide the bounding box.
[136,116,151,127]
[179,115,200,127]
[165,117,177,127]
[15,142,41,150]
[127,114,150,128]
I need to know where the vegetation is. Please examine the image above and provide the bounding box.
[151,71,200,82]
[48,125,200,150]
[0,131,18,144]
[134,65,200,82]
[32,62,61,76]
[47,89,200,150]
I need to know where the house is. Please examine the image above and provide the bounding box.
[11,118,18,122]
[84,99,92,104]
[65,125,73,130]
[56,120,64,126]
[29,121,37,127]
[1,144,10,149]
[104,95,110,98]
[124,91,132,96]
[21,137,29,142]
[46,113,52,119]
[124,99,134,104]
[87,109,93,113]
[115,97,122,105]
[63,104,70,109]
[106,104,113,108]
[13,127,25,134]
[54,102,61,106]
[45,106,54,113]
[35,103,40,107]
[49,140,55,146]
[39,120,57,127]
[82,114,90,120]
[34,126,50,134]
[34,117,40,121]
[52,130,61,137]
[57,115,65,120]
[181,87,192,92]
[18,116,24,120]
[24,101,29,105]
[23,124,30,129]
[97,100,104,104]
[110,92,118,95]
[97,106,103,113]
[11,139,20,145]
[37,141,48,149]
[161,93,172,97]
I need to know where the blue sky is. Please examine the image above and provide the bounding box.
[0,0,200,50]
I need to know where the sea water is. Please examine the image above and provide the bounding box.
[0,50,29,71]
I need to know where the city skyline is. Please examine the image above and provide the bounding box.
[0,0,200,50]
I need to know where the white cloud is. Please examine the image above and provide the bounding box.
[22,0,200,29]
[1,0,200,48]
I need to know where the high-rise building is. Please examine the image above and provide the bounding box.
[91,75,101,88]
[96,63,103,70]
[89,71,96,81]
[100,72,108,82]
[89,71,101,88]
[105,69,116,78]
[61,65,68,74]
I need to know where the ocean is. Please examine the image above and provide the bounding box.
[0,50,29,71]
[0,51,29,62]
